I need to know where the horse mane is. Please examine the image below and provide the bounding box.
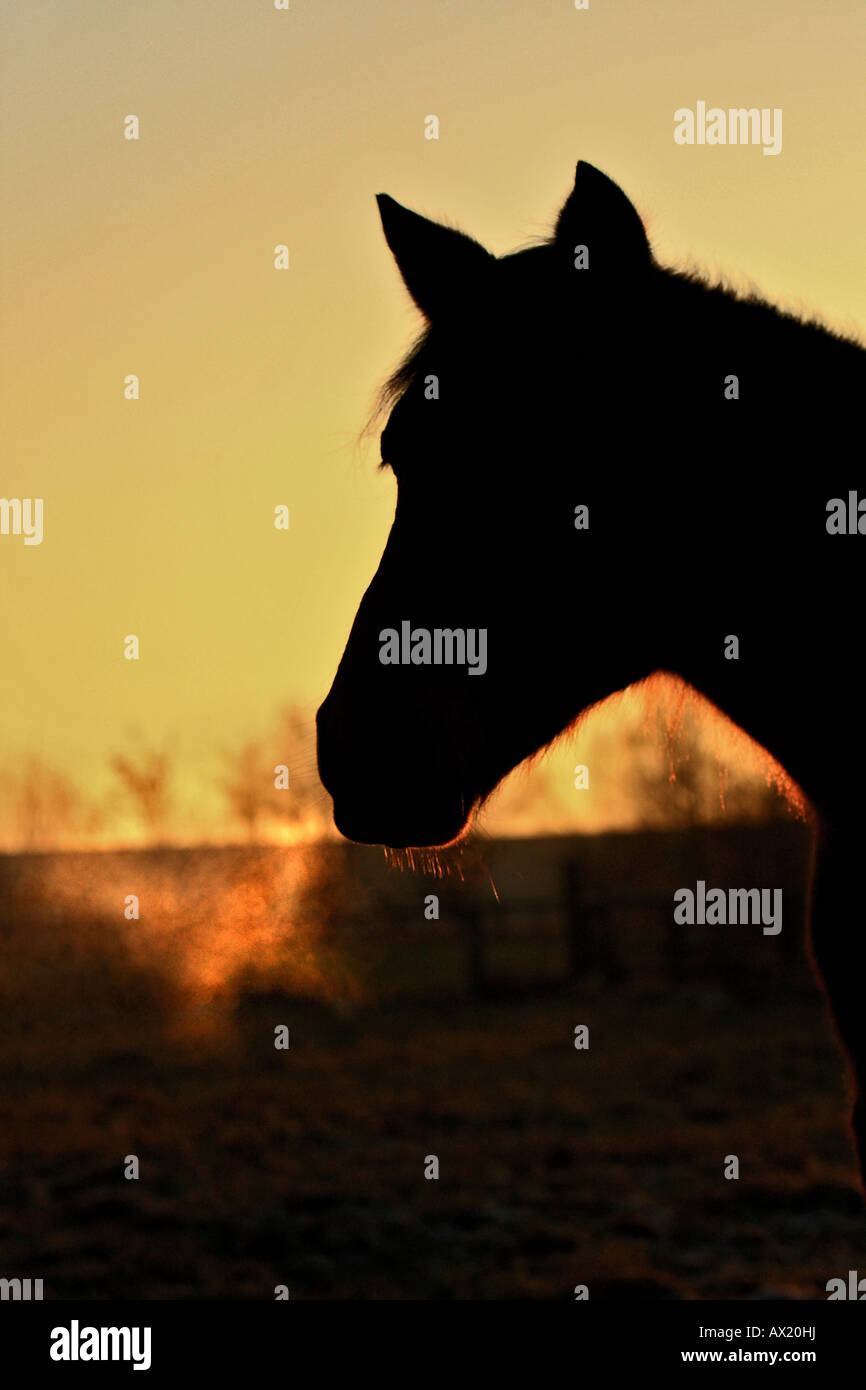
[363,329,430,444]
[363,229,865,447]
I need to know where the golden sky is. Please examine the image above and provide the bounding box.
[2,0,863,844]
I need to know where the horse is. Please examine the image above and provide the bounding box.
[316,160,866,1181]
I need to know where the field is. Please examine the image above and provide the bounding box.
[1,827,863,1300]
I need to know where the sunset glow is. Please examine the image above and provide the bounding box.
[2,1,858,848]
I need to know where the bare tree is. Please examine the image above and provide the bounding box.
[619,704,791,828]
[218,741,269,843]
[4,757,86,851]
[216,708,333,844]
[111,747,172,844]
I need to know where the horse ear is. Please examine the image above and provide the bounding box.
[376,194,494,319]
[554,162,651,273]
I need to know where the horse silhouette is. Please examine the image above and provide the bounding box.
[317,161,866,1180]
